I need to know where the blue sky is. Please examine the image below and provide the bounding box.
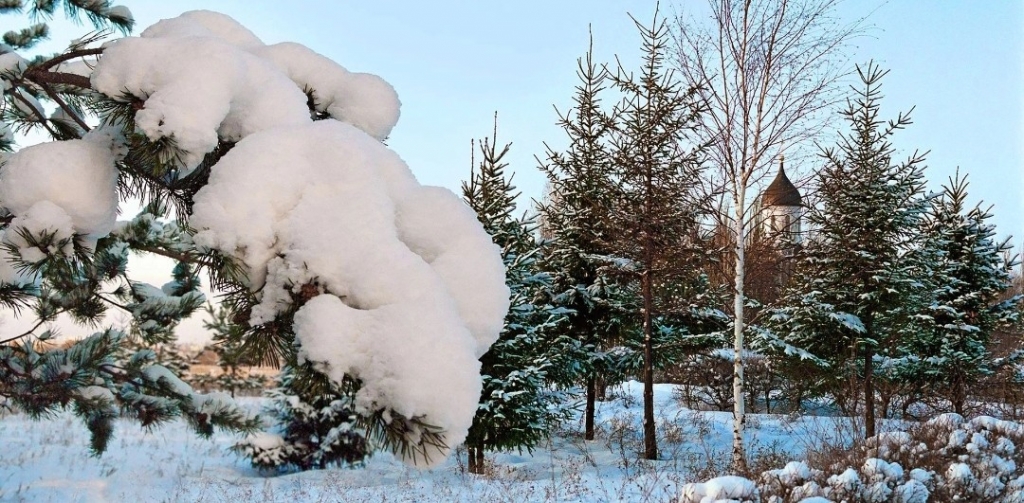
[39,1,1024,245]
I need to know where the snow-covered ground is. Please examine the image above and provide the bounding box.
[0,382,859,502]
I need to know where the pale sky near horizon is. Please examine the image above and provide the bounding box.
[125,1,1022,241]
[14,1,1024,343]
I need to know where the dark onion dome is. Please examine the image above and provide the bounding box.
[763,159,802,207]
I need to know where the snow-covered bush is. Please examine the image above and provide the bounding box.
[681,414,1024,502]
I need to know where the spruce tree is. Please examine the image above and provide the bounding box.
[769,63,931,438]
[192,303,266,397]
[461,119,580,474]
[537,33,627,442]
[914,172,1021,415]
[233,365,367,473]
[602,7,720,460]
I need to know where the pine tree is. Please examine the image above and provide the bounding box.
[602,7,722,460]
[913,172,1022,415]
[233,366,367,473]
[537,32,628,442]
[461,118,581,474]
[0,3,258,452]
[768,63,931,438]
[0,5,508,465]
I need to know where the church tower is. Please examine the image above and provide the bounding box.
[759,155,803,245]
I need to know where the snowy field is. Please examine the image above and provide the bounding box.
[10,381,1022,502]
[0,382,854,502]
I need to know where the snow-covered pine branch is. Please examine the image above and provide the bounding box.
[0,8,509,467]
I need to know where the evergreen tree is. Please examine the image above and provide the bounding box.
[537,32,627,441]
[0,3,257,452]
[913,172,1022,415]
[602,7,722,460]
[233,366,367,472]
[461,118,581,474]
[0,4,507,465]
[768,63,931,438]
[193,303,267,397]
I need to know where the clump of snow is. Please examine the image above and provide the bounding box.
[927,412,965,429]
[892,479,929,503]
[140,10,264,49]
[0,51,27,90]
[191,120,507,466]
[4,201,76,262]
[92,34,310,173]
[91,10,400,175]
[679,475,759,503]
[255,42,399,140]
[107,5,133,24]
[826,467,862,500]
[0,128,122,247]
[11,89,44,120]
[143,364,194,396]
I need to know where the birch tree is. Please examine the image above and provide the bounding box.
[672,0,860,470]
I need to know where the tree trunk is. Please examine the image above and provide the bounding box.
[468,445,485,474]
[864,345,875,439]
[642,270,658,460]
[952,371,965,416]
[585,376,596,440]
[731,196,747,472]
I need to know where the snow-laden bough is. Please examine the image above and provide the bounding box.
[0,10,509,467]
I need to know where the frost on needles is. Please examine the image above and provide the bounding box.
[0,8,508,467]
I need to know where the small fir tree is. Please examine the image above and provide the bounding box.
[233,365,367,472]
[602,7,722,460]
[913,172,1022,415]
[461,118,581,474]
[537,33,629,441]
[769,63,931,438]
[193,303,266,397]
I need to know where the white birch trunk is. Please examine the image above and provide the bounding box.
[732,190,747,472]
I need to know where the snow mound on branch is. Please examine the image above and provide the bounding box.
[140,10,264,49]
[190,120,507,466]
[0,128,122,247]
[5,201,75,262]
[255,43,399,141]
[88,9,502,469]
[91,10,399,174]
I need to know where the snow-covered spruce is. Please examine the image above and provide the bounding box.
[233,367,367,472]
